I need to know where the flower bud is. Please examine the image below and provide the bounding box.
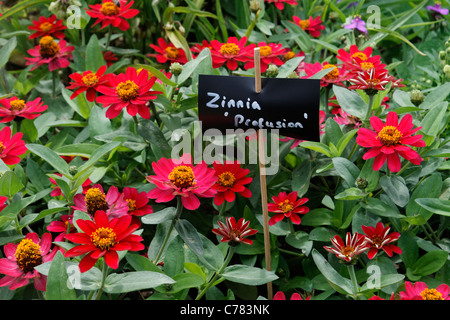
[329,12,339,22]
[265,64,279,78]
[444,64,450,79]
[69,165,78,175]
[249,0,261,14]
[169,62,183,76]
[410,89,424,106]
[355,177,368,190]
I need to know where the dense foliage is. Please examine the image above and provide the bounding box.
[0,0,449,301]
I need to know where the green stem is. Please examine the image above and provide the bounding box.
[93,259,109,300]
[244,9,260,39]
[52,70,57,98]
[364,94,375,121]
[196,246,236,300]
[105,24,113,49]
[347,264,360,300]
[153,196,183,264]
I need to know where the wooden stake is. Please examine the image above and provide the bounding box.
[254,48,273,300]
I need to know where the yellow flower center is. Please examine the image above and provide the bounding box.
[90,227,117,251]
[15,238,42,273]
[10,99,26,112]
[341,246,354,257]
[85,187,109,216]
[259,45,272,57]
[82,73,99,86]
[126,199,136,212]
[169,165,196,188]
[377,125,403,146]
[218,171,236,188]
[278,199,294,213]
[220,43,240,56]
[370,235,383,247]
[116,80,140,101]
[39,22,53,33]
[284,51,296,61]
[0,141,4,154]
[322,64,340,81]
[100,2,120,16]
[360,62,374,71]
[351,52,368,61]
[298,19,310,30]
[420,288,443,300]
[39,36,60,58]
[165,46,179,59]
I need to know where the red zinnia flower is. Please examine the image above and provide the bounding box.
[361,222,402,259]
[47,214,77,242]
[146,153,217,211]
[400,281,450,300]
[0,233,57,291]
[292,16,325,38]
[348,68,391,94]
[244,42,287,73]
[336,44,385,74]
[356,111,426,172]
[0,196,7,212]
[103,51,118,66]
[267,191,309,226]
[210,36,255,70]
[122,187,153,225]
[72,184,129,219]
[28,15,67,40]
[273,291,309,300]
[0,126,27,165]
[0,96,47,122]
[302,61,350,87]
[64,210,144,272]
[86,0,139,31]
[67,65,109,102]
[212,217,258,245]
[149,37,188,64]
[190,40,212,55]
[25,36,74,71]
[264,0,298,10]
[96,67,162,119]
[323,232,368,263]
[212,161,252,206]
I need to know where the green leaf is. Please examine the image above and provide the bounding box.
[46,251,77,300]
[141,207,177,224]
[406,172,442,222]
[334,187,366,201]
[26,144,71,179]
[332,157,360,187]
[137,119,172,159]
[74,141,121,180]
[176,48,211,85]
[333,85,367,119]
[164,236,185,277]
[311,249,353,295]
[175,219,204,256]
[0,37,17,69]
[85,34,106,71]
[125,253,163,273]
[421,82,450,110]
[155,273,205,294]
[414,199,450,217]
[300,141,332,157]
[0,171,24,198]
[410,250,448,278]
[103,271,175,294]
[380,175,410,207]
[222,265,278,286]
[361,198,404,218]
[276,57,304,78]
[420,102,448,138]
[132,64,177,86]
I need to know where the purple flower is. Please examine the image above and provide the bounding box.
[344,16,367,34]
[427,2,449,15]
